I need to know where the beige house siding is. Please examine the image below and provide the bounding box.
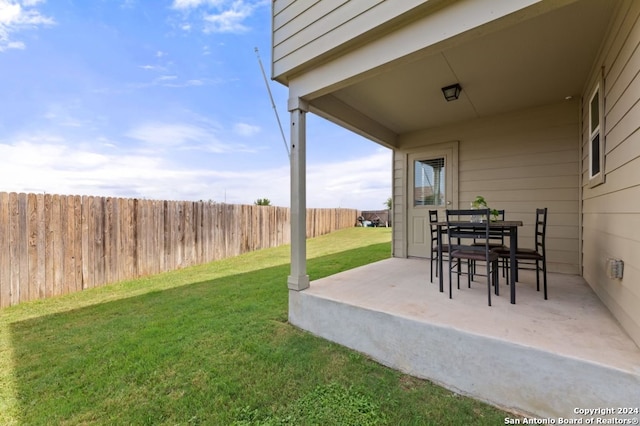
[273,0,640,345]
[392,152,405,258]
[393,101,580,274]
[273,0,388,79]
[581,0,640,346]
[272,0,543,88]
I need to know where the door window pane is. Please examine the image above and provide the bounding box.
[414,158,445,206]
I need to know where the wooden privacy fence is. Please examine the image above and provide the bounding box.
[0,192,359,308]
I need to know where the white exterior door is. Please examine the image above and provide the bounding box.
[407,143,458,258]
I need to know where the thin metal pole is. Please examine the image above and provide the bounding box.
[255,47,290,158]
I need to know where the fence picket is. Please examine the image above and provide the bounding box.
[0,194,9,308]
[81,196,90,290]
[28,194,42,301]
[72,196,83,292]
[61,195,73,295]
[15,194,28,303]
[126,198,133,279]
[9,193,21,304]
[0,191,360,308]
[52,195,64,296]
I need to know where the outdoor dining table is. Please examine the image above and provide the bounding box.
[436,220,524,304]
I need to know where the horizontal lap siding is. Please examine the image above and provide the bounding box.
[272,0,438,78]
[392,151,405,258]
[459,104,580,275]
[399,101,580,274]
[581,0,640,346]
[273,0,380,75]
[0,194,359,308]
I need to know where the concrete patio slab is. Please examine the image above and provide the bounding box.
[288,258,640,420]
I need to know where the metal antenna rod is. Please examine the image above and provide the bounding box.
[255,47,290,158]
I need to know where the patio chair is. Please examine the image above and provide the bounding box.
[446,208,500,306]
[429,210,448,283]
[494,208,548,299]
[471,209,506,279]
[472,209,506,249]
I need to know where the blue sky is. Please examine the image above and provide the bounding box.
[0,0,391,209]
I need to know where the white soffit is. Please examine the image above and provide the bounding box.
[319,0,616,138]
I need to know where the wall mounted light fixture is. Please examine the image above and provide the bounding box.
[442,83,462,101]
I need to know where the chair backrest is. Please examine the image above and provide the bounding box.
[446,208,491,253]
[429,210,439,225]
[485,209,505,242]
[534,208,548,255]
[429,210,439,248]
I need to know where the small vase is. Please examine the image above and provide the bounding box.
[470,204,482,223]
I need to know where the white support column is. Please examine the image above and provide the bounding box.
[288,97,310,291]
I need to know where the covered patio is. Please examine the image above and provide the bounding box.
[275,0,640,419]
[289,259,640,419]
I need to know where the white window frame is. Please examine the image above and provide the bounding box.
[588,79,605,187]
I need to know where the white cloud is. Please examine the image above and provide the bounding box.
[203,4,252,33]
[0,2,23,24]
[139,64,159,70]
[233,122,260,137]
[0,0,54,51]
[0,135,391,209]
[125,121,251,154]
[126,122,217,147]
[5,39,22,48]
[137,52,210,89]
[0,138,175,197]
[161,78,204,88]
[43,102,89,127]
[306,149,391,209]
[170,0,268,34]
[119,0,136,9]
[130,72,213,89]
[171,0,225,10]
[0,136,265,202]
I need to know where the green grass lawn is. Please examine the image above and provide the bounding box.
[0,227,510,425]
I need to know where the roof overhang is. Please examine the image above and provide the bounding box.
[278,0,618,149]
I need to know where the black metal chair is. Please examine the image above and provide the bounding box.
[494,208,548,299]
[472,209,506,249]
[471,209,506,278]
[429,210,448,283]
[446,208,500,306]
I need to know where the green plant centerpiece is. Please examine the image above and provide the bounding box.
[471,196,500,222]
[471,195,488,209]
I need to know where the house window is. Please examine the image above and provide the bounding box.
[589,82,604,186]
[414,158,445,206]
